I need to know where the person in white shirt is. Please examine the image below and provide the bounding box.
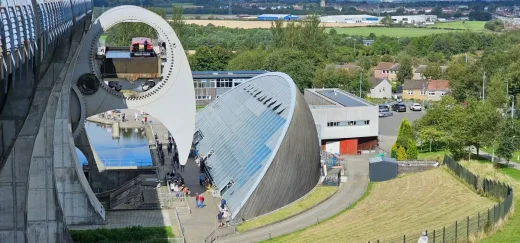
[134,112,138,121]
[418,232,428,243]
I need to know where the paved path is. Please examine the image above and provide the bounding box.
[216,155,370,243]
[178,159,221,243]
[470,147,520,169]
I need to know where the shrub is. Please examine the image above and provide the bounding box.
[406,139,418,160]
[396,118,414,148]
[391,143,398,159]
[397,146,408,161]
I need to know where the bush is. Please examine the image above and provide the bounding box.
[397,118,414,148]
[391,143,398,159]
[406,139,418,160]
[70,226,174,243]
[397,146,408,161]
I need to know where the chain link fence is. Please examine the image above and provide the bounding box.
[371,156,514,243]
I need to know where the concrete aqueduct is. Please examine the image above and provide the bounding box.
[0,1,194,242]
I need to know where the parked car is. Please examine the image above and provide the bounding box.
[410,103,422,111]
[379,104,393,117]
[392,103,407,112]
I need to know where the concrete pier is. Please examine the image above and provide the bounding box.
[112,122,120,138]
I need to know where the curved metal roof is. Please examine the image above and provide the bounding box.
[195,72,297,218]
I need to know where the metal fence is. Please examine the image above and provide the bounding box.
[371,156,514,243]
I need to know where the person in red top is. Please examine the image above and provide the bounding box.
[195,193,200,208]
[199,195,205,208]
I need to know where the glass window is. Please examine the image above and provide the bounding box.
[420,90,425,95]
[441,91,446,96]
[408,90,414,95]
[428,91,436,96]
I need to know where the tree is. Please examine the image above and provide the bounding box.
[397,146,408,161]
[397,56,413,83]
[407,139,418,160]
[170,5,187,44]
[484,19,505,32]
[189,46,233,71]
[423,63,443,80]
[396,118,414,148]
[227,49,267,70]
[380,15,393,26]
[391,143,398,159]
[496,128,515,165]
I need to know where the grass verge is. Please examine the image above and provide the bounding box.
[418,150,447,162]
[261,183,374,243]
[264,169,495,243]
[237,186,338,232]
[457,160,520,243]
[70,226,174,243]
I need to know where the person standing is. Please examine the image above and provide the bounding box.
[180,163,185,172]
[199,194,205,208]
[418,232,428,243]
[217,211,224,228]
[134,112,138,121]
[220,198,227,210]
[195,193,200,208]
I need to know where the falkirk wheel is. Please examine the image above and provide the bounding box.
[0,4,195,242]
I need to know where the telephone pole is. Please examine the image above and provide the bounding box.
[229,0,232,15]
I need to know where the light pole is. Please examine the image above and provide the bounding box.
[359,69,363,98]
[482,71,486,102]
[510,95,515,119]
[506,80,509,98]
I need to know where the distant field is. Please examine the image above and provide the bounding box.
[328,27,460,37]
[432,21,486,31]
[185,20,377,29]
[265,169,495,243]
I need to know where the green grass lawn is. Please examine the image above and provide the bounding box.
[237,186,338,232]
[418,150,447,162]
[70,226,174,243]
[328,27,460,37]
[432,21,486,31]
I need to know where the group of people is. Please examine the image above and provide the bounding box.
[166,171,189,197]
[155,133,166,165]
[217,198,231,228]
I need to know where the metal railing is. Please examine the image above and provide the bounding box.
[102,159,152,167]
[371,156,514,243]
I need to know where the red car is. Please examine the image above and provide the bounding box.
[130,37,154,57]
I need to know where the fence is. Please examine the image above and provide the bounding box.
[371,155,514,243]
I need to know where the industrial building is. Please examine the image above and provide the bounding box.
[391,15,437,24]
[320,15,380,24]
[193,70,268,106]
[257,14,299,21]
[304,89,379,155]
[195,72,321,221]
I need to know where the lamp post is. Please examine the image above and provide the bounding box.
[510,95,515,119]
[359,69,363,98]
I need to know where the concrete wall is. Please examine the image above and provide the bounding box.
[310,105,379,141]
[236,92,321,221]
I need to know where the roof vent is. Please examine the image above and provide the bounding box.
[264,97,272,104]
[272,103,281,111]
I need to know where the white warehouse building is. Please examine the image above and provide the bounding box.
[320,15,380,24]
[391,15,437,24]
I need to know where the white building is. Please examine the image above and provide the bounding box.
[320,15,380,24]
[304,89,379,155]
[391,15,437,24]
[368,78,392,99]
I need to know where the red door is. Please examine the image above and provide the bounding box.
[340,139,358,155]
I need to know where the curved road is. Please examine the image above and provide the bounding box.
[216,155,370,243]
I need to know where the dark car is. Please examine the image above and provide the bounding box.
[392,103,407,112]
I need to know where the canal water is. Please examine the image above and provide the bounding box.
[76,122,153,166]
